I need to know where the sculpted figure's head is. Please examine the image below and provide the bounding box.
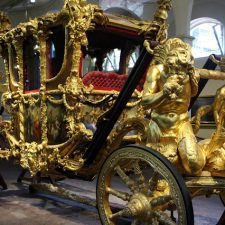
[165,38,194,66]
[161,38,198,96]
[153,38,194,67]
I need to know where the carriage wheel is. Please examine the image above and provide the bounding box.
[97,145,193,225]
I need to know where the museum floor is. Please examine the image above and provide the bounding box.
[0,159,224,225]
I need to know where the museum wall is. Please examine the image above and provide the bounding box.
[191,0,225,138]
[192,0,225,75]
[7,0,64,26]
[192,0,225,26]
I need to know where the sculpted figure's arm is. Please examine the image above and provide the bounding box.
[213,92,222,126]
[213,86,225,128]
[196,68,225,80]
[142,64,183,108]
[141,65,165,109]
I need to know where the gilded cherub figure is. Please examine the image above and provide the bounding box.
[142,38,225,176]
[205,85,225,176]
[210,54,225,72]
[191,82,225,176]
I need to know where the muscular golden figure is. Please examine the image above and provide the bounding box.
[142,38,225,176]
[142,38,205,175]
[199,85,225,177]
[189,83,225,176]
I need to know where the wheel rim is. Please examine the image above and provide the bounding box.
[220,191,225,206]
[97,145,193,225]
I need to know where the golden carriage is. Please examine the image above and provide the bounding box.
[0,0,225,224]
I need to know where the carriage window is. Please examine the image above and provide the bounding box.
[81,48,122,76]
[102,49,121,72]
[82,55,97,75]
[10,45,19,83]
[23,37,40,92]
[191,18,225,57]
[81,45,140,77]
[128,46,140,73]
[46,26,65,79]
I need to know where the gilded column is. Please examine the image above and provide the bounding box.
[38,31,48,146]
[14,40,25,143]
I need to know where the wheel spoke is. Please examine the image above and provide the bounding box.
[106,187,131,201]
[152,217,159,225]
[97,146,193,225]
[110,207,132,220]
[114,165,136,192]
[170,210,177,223]
[131,219,140,225]
[153,211,177,225]
[148,170,160,196]
[150,195,173,207]
[133,160,147,192]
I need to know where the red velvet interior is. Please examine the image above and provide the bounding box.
[82,71,145,92]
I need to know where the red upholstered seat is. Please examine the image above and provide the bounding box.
[82,71,144,92]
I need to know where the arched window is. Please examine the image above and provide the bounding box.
[190,17,225,58]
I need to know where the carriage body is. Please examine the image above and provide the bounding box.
[0,3,150,175]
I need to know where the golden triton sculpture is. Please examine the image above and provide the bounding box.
[142,38,225,177]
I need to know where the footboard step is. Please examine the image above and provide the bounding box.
[29,183,132,224]
[185,176,225,189]
[29,183,97,207]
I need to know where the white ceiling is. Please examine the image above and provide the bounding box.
[0,0,52,11]
[100,0,149,17]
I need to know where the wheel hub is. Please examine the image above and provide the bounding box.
[127,192,152,220]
